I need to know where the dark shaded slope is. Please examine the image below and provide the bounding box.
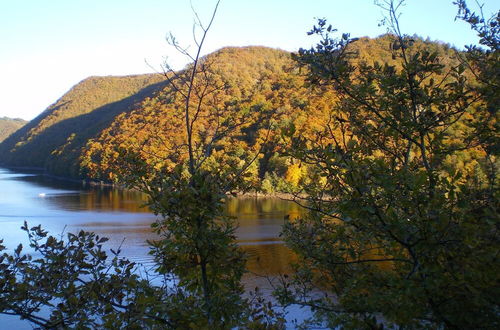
[0,75,166,176]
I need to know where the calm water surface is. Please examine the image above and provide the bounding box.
[0,167,307,327]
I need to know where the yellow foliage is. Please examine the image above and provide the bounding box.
[285,163,303,187]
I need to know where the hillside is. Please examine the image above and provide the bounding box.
[0,39,465,184]
[0,74,166,176]
[0,117,27,143]
[81,39,463,191]
[81,46,316,188]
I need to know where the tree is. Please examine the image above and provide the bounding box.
[277,0,499,328]
[83,0,287,327]
[1,1,286,328]
[0,223,171,328]
[86,0,270,327]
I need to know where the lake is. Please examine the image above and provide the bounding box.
[0,167,306,327]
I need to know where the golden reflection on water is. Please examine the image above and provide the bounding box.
[226,197,305,275]
[51,192,306,275]
[45,188,151,213]
[225,197,305,220]
[80,189,150,212]
[242,243,297,276]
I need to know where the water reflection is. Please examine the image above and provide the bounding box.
[43,189,151,213]
[10,173,151,212]
[243,243,297,275]
[0,168,306,276]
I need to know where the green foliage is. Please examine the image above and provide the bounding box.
[261,172,277,194]
[0,222,173,328]
[146,169,248,327]
[278,1,499,328]
[0,220,285,329]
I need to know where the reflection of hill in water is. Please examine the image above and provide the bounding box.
[9,171,150,213]
[230,198,304,276]
[43,189,151,213]
[45,194,305,217]
[10,170,85,191]
[10,172,305,217]
[242,243,297,276]
[226,197,306,220]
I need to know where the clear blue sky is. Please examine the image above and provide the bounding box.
[0,0,497,120]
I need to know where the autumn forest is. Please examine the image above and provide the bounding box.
[0,0,498,328]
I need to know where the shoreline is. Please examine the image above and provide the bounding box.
[0,165,306,200]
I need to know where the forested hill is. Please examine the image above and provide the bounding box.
[0,46,296,178]
[0,117,27,143]
[0,74,166,176]
[0,39,460,183]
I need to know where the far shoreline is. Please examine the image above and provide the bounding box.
[0,165,307,200]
